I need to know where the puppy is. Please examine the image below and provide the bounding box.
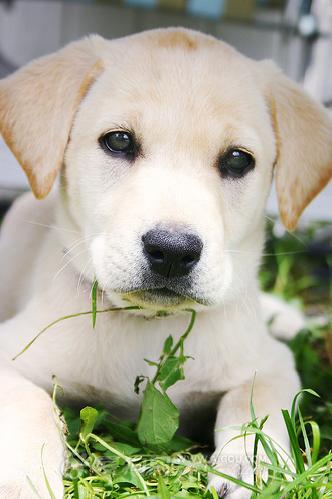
[0,28,331,498]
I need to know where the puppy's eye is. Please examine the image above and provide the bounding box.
[219,149,255,178]
[100,131,135,157]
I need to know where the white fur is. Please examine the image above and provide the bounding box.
[1,27,330,498]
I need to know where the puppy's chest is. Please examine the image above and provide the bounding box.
[58,314,229,406]
[59,347,222,424]
[92,333,220,399]
[42,311,254,413]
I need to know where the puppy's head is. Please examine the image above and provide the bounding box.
[1,28,331,311]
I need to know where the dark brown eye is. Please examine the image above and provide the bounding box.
[219,149,255,178]
[100,131,135,157]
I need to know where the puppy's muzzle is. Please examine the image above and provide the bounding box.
[142,226,203,278]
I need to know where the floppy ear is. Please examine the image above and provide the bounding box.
[264,62,332,230]
[0,36,103,199]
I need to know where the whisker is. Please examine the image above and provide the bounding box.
[264,215,307,246]
[53,247,90,282]
[26,220,81,234]
[76,257,93,295]
[63,232,104,261]
[63,237,92,260]
[224,249,308,257]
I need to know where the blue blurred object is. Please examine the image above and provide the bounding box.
[125,0,156,8]
[187,0,224,18]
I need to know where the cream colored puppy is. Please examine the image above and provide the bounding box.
[0,28,331,498]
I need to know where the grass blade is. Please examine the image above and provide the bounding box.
[282,409,305,473]
[91,280,98,329]
[12,306,140,360]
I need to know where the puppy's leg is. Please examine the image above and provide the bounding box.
[0,358,66,499]
[260,292,305,340]
[209,343,300,498]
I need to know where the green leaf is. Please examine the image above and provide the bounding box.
[108,442,141,456]
[143,359,159,367]
[137,381,179,446]
[77,483,91,498]
[158,355,185,391]
[62,406,81,441]
[166,434,192,452]
[210,487,219,499]
[157,476,170,499]
[163,335,173,354]
[80,406,98,442]
[114,465,143,488]
[105,420,141,447]
[91,280,98,328]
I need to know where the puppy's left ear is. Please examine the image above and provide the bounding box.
[0,36,103,199]
[262,62,332,230]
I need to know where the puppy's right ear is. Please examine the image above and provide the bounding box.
[0,36,103,199]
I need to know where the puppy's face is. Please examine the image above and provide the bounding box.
[64,36,275,310]
[1,29,331,312]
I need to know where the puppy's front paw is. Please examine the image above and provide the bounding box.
[0,467,64,499]
[0,386,66,498]
[208,451,254,498]
[0,441,65,498]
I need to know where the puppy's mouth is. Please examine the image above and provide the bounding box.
[119,286,208,309]
[121,287,189,308]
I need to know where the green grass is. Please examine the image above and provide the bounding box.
[61,387,332,498]
[57,223,332,499]
[43,219,332,497]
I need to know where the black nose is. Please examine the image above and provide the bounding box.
[142,228,203,278]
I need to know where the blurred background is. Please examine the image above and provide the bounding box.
[0,0,331,221]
